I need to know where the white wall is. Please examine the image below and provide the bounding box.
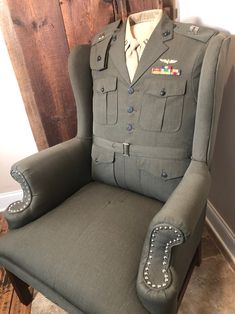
[177,0,235,33]
[0,30,37,207]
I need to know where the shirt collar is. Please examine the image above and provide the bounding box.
[125,18,137,51]
[125,9,163,51]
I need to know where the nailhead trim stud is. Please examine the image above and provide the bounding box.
[7,170,32,214]
[143,225,183,290]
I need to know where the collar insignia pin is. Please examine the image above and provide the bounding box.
[190,25,200,34]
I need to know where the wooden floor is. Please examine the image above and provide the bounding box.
[0,214,31,314]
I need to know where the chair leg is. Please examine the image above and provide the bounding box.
[177,241,202,309]
[195,240,202,267]
[6,269,33,305]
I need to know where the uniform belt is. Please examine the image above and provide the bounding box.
[93,136,190,159]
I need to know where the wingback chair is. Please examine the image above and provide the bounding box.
[0,15,230,314]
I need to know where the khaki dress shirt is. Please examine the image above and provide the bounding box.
[125,9,163,81]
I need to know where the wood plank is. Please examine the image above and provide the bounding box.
[60,0,115,47]
[6,271,33,306]
[163,0,176,19]
[0,267,14,314]
[0,269,31,314]
[126,0,145,13]
[9,289,32,314]
[0,0,48,150]
[0,214,8,235]
[126,0,160,13]
[126,0,174,19]
[113,0,128,21]
[2,0,77,148]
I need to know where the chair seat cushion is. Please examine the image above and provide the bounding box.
[0,182,163,314]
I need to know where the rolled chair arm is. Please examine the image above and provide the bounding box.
[137,160,211,314]
[5,137,91,229]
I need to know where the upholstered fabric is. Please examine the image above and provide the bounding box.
[192,32,230,165]
[0,12,230,314]
[137,160,210,313]
[0,180,206,314]
[0,182,163,314]
[68,45,93,139]
[90,14,218,203]
[4,138,92,229]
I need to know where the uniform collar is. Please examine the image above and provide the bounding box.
[110,13,175,85]
[125,9,163,51]
[131,13,174,83]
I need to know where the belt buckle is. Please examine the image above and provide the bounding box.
[123,143,130,157]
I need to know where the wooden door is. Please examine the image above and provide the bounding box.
[1,0,175,150]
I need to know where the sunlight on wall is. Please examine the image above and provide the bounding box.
[0,30,37,194]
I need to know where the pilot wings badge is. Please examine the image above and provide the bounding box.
[160,59,178,64]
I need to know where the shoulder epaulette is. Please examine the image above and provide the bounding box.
[91,20,122,46]
[174,22,218,43]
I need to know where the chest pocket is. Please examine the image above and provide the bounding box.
[93,77,118,125]
[140,78,187,132]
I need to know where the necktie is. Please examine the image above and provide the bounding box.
[126,40,141,82]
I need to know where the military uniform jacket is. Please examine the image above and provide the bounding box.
[90,14,218,202]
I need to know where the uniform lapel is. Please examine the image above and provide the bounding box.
[131,14,174,85]
[109,21,131,85]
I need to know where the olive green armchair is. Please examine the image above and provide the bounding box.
[0,20,230,314]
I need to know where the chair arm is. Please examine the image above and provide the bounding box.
[137,160,211,314]
[4,137,91,229]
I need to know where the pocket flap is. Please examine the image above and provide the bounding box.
[138,158,190,180]
[90,36,113,71]
[90,20,121,71]
[92,145,114,164]
[145,78,187,97]
[94,77,117,93]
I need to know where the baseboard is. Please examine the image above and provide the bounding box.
[0,190,23,212]
[206,200,235,268]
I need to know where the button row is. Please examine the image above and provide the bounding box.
[127,86,134,132]
[127,106,134,113]
[128,87,134,94]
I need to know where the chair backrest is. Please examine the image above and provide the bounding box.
[192,32,230,166]
[68,18,230,203]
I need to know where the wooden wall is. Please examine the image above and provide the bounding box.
[1,0,175,150]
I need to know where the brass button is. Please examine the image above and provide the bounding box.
[97,55,102,61]
[101,87,105,92]
[160,89,166,96]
